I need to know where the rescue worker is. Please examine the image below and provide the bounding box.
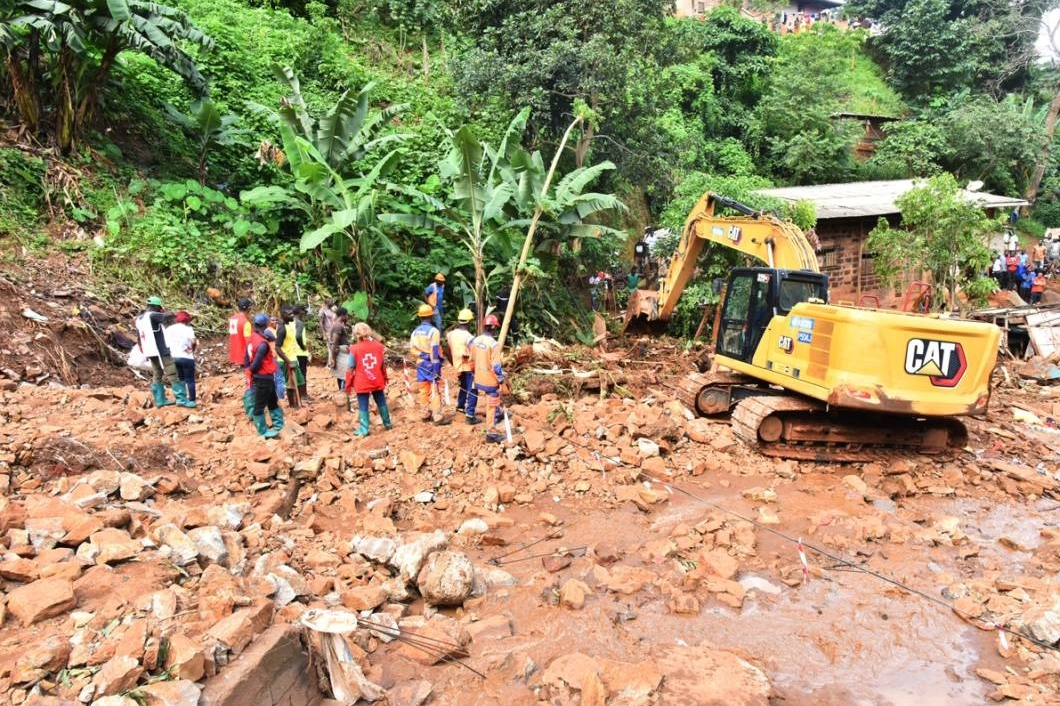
[165,311,198,405]
[410,303,444,424]
[348,322,392,436]
[228,297,254,416]
[328,307,350,391]
[447,308,476,415]
[246,313,284,438]
[277,305,307,407]
[466,314,506,441]
[136,296,194,408]
[424,273,446,331]
[292,305,312,402]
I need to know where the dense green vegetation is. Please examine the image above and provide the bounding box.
[1,0,1058,339]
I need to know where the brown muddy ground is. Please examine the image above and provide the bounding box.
[2,261,1060,704]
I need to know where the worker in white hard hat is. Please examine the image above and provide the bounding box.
[446,308,477,415]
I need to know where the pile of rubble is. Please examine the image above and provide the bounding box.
[0,349,1059,704]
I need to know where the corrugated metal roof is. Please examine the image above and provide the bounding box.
[755,180,1028,220]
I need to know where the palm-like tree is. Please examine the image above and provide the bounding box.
[1,0,212,151]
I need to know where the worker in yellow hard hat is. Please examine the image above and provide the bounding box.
[424,272,446,330]
[446,308,476,416]
[410,302,445,424]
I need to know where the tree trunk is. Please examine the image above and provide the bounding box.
[421,34,429,81]
[498,116,583,349]
[6,55,40,133]
[1024,84,1060,211]
[56,47,76,152]
[76,42,121,134]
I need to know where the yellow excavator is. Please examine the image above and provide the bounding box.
[625,192,1001,461]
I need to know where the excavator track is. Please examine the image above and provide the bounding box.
[730,394,969,462]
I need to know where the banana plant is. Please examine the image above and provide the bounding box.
[164,98,246,185]
[245,68,408,295]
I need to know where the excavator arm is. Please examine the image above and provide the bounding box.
[625,192,819,326]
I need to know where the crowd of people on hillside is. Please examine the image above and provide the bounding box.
[132,270,511,443]
[989,235,1060,305]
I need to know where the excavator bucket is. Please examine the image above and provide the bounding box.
[622,289,666,334]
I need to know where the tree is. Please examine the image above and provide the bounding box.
[845,0,1050,101]
[244,68,408,295]
[164,98,247,185]
[0,0,213,151]
[866,173,1002,312]
[382,107,626,337]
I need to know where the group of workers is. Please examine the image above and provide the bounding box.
[136,269,508,442]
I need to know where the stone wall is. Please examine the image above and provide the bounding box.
[200,624,321,706]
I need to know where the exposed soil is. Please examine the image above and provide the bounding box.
[2,254,1060,705]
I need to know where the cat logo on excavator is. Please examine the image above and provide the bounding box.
[904,338,967,388]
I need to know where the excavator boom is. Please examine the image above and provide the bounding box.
[625,192,818,326]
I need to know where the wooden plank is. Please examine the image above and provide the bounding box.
[1026,311,1060,357]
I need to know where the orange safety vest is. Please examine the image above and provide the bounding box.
[446,327,474,373]
[470,334,502,387]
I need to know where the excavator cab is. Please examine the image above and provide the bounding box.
[716,268,829,363]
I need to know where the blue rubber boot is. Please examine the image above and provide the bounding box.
[171,381,196,408]
[269,406,285,432]
[252,413,279,439]
[354,409,370,437]
[151,382,174,407]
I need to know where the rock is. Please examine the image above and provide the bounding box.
[391,530,447,582]
[92,655,142,697]
[341,585,388,612]
[523,429,546,455]
[17,634,72,672]
[457,518,489,536]
[137,679,202,706]
[464,614,512,642]
[188,526,229,566]
[605,566,655,594]
[163,632,205,681]
[685,418,715,444]
[656,643,772,705]
[206,599,275,655]
[842,474,868,494]
[417,550,475,606]
[697,548,739,580]
[542,652,603,692]
[92,697,139,706]
[155,524,199,566]
[1023,600,1060,645]
[88,528,141,564]
[350,534,397,563]
[636,438,660,457]
[387,680,432,706]
[119,473,152,501]
[559,579,590,610]
[0,557,39,582]
[7,577,76,624]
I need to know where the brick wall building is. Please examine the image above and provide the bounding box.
[755,181,1027,306]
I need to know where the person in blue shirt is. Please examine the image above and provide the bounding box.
[424,273,445,331]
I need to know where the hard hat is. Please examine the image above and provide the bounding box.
[147,296,163,306]
[483,314,500,328]
[253,313,269,326]
[457,308,474,323]
[434,273,446,282]
[417,303,434,318]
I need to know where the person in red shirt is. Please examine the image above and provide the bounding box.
[228,297,255,417]
[347,322,392,437]
[1032,270,1047,304]
[246,313,283,438]
[1005,251,1020,290]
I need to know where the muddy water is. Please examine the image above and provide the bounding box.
[430,466,1049,705]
